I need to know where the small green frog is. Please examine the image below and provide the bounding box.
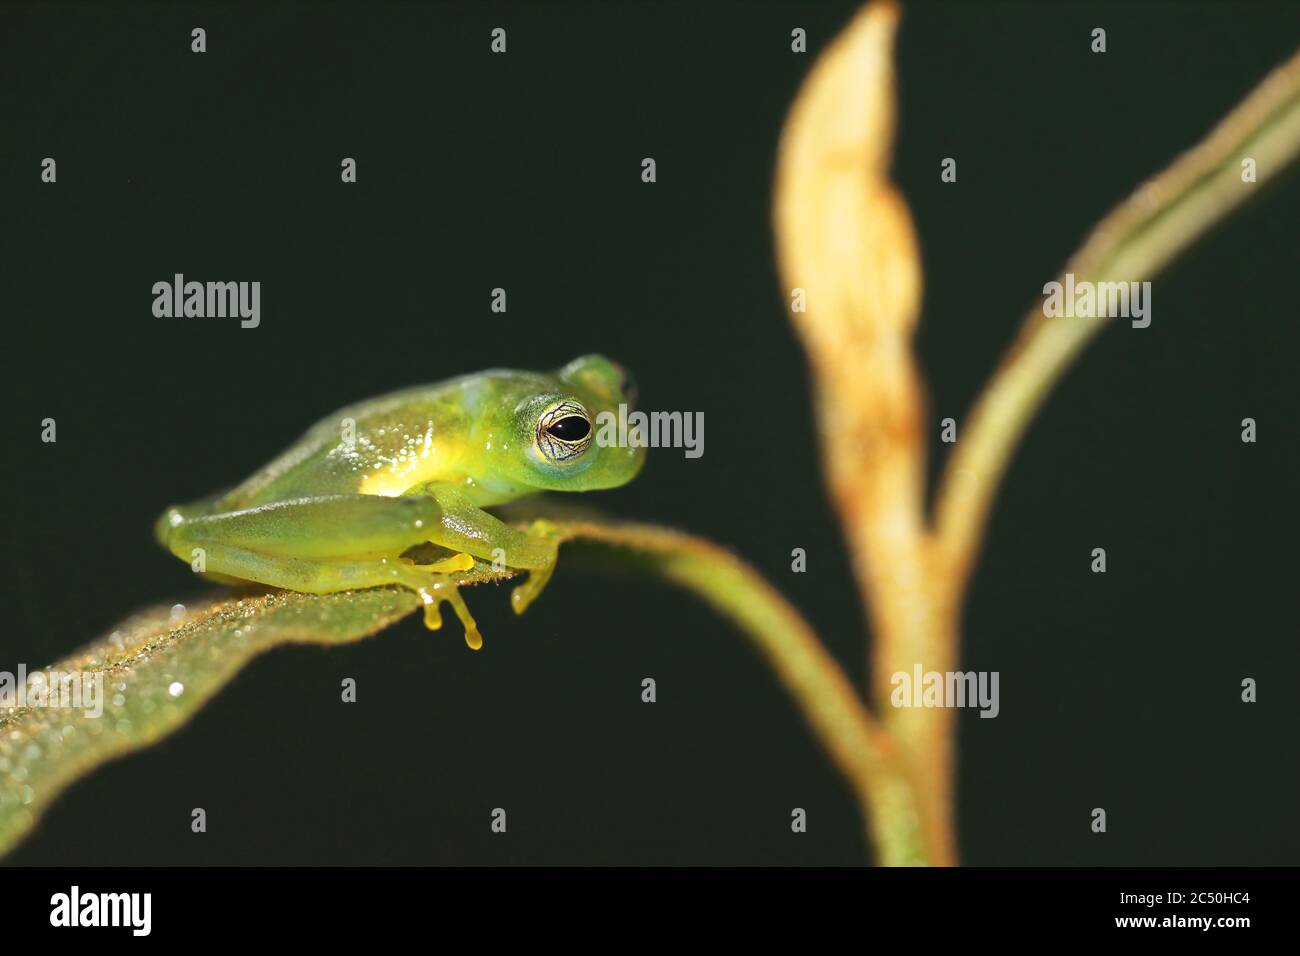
[155,355,644,649]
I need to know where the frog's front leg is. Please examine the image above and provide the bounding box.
[400,482,560,616]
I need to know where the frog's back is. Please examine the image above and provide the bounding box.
[218,375,489,508]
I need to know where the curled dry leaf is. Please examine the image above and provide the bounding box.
[774,0,952,865]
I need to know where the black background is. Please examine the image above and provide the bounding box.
[2,1,1296,866]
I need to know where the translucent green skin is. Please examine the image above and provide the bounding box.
[155,355,644,648]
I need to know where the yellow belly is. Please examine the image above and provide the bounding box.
[355,428,465,497]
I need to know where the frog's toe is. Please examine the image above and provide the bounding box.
[406,573,483,650]
[405,551,476,574]
[509,562,556,616]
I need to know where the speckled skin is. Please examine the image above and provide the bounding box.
[154,355,643,648]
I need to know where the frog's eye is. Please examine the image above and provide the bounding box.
[535,400,594,463]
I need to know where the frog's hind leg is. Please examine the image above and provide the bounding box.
[161,494,447,563]
[155,495,228,549]
[159,490,561,646]
[161,494,484,647]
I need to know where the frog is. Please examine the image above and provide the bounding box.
[154,355,644,650]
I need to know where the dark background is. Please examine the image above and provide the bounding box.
[1,1,1296,866]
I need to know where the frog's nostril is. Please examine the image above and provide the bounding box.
[621,371,638,407]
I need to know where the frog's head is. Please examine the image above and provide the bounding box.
[494,354,645,492]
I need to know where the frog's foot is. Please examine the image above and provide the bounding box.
[417,576,483,650]
[509,520,562,616]
[392,566,482,651]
